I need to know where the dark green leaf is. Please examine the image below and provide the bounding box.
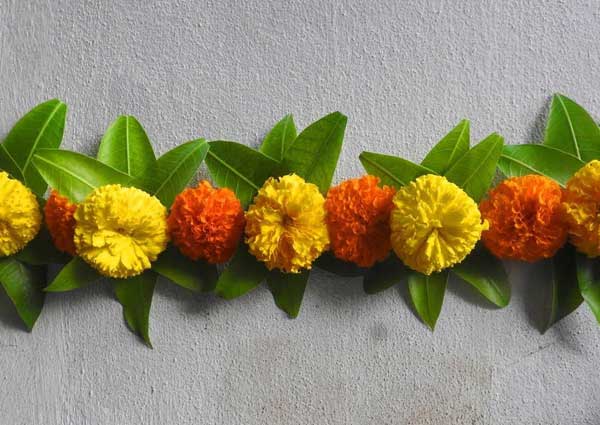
[45,257,101,292]
[282,112,347,193]
[363,255,409,294]
[444,133,504,201]
[0,258,45,330]
[2,99,67,195]
[0,144,24,181]
[15,227,70,265]
[359,151,434,189]
[215,244,269,299]
[408,271,448,330]
[32,149,131,203]
[314,251,366,277]
[259,114,297,161]
[421,120,470,174]
[267,269,309,318]
[152,246,217,292]
[575,254,600,325]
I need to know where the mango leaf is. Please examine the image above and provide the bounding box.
[32,149,131,203]
[206,141,279,207]
[314,251,365,277]
[363,255,409,294]
[152,246,217,292]
[408,270,448,330]
[444,133,504,201]
[544,94,600,161]
[451,245,510,307]
[267,270,309,318]
[259,114,297,161]
[45,257,101,292]
[359,152,434,189]
[15,227,70,265]
[421,120,470,174]
[113,271,157,347]
[0,258,45,330]
[575,254,600,325]
[0,144,24,181]
[282,112,347,193]
[2,99,67,196]
[497,144,584,187]
[215,244,269,299]
[97,115,156,178]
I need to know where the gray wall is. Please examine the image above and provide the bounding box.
[1,1,599,424]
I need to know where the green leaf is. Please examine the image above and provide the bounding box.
[421,120,470,174]
[113,271,157,347]
[408,271,448,330]
[206,141,280,208]
[575,254,600,325]
[359,151,434,189]
[282,112,347,193]
[544,94,600,161]
[444,133,504,201]
[2,99,67,196]
[314,251,365,277]
[32,149,132,203]
[497,144,584,187]
[0,258,45,330]
[259,114,297,161]
[0,144,24,181]
[15,227,70,265]
[451,245,510,307]
[45,257,101,292]
[152,246,217,292]
[363,255,409,294]
[215,244,269,300]
[97,115,156,178]
[267,269,309,318]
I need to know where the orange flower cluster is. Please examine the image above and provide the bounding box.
[325,175,395,267]
[168,181,245,264]
[44,190,77,255]
[479,175,567,262]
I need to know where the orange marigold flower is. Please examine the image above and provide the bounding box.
[479,175,567,262]
[44,190,77,255]
[325,175,395,267]
[168,181,245,264]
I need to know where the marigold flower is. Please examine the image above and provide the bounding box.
[245,174,329,273]
[44,190,77,255]
[390,174,486,275]
[562,160,600,257]
[168,181,245,264]
[74,184,168,278]
[0,171,41,256]
[480,175,567,261]
[325,175,395,267]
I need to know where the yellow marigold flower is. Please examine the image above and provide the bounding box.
[390,174,487,275]
[74,184,168,278]
[562,160,600,257]
[0,171,41,256]
[245,174,329,273]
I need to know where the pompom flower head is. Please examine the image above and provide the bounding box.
[245,174,329,273]
[44,190,77,255]
[479,175,566,261]
[74,184,169,278]
[390,174,486,275]
[0,171,41,256]
[168,180,245,264]
[325,175,395,267]
[562,160,600,257]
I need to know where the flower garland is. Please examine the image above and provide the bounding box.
[0,93,599,347]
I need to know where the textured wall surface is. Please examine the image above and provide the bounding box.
[1,0,600,424]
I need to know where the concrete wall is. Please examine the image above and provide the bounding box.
[1,0,599,423]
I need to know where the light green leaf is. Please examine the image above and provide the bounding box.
[408,271,448,330]
[215,244,269,300]
[32,149,132,203]
[544,94,600,161]
[206,141,280,208]
[15,227,70,265]
[152,246,217,292]
[421,120,470,174]
[282,112,347,193]
[444,133,504,201]
[497,144,584,187]
[97,115,156,178]
[0,258,45,330]
[363,255,409,294]
[575,253,600,325]
[359,151,434,189]
[113,271,157,347]
[259,114,297,161]
[45,257,101,292]
[314,251,365,277]
[267,269,309,318]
